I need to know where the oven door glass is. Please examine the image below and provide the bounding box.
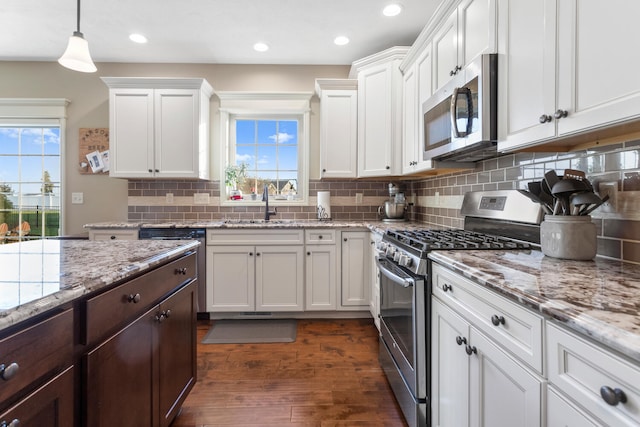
[377,257,417,367]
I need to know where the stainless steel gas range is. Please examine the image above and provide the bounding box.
[376,190,543,427]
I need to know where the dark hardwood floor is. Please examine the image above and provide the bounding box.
[171,318,408,427]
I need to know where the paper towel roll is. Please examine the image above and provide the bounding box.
[317,191,331,220]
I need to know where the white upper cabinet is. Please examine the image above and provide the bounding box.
[498,0,640,152]
[350,47,408,178]
[315,79,358,178]
[433,0,497,91]
[102,77,214,179]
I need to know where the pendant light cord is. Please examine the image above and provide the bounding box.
[76,0,81,33]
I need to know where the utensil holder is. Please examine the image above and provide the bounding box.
[540,215,597,260]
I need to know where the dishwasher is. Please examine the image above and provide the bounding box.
[138,228,207,318]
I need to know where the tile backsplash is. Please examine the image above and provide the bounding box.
[127,137,640,264]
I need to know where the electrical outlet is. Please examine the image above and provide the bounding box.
[165,193,174,204]
[71,192,84,204]
[599,181,618,212]
[355,193,363,204]
[193,193,210,204]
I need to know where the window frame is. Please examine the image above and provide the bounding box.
[217,92,311,207]
[0,99,69,237]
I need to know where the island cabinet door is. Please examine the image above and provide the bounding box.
[84,307,155,427]
[157,280,197,427]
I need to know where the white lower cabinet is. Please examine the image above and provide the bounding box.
[369,232,382,330]
[206,230,304,312]
[546,322,640,426]
[340,231,370,310]
[432,299,542,427]
[304,229,339,311]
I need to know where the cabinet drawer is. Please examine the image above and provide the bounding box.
[547,322,640,426]
[84,252,196,345]
[305,229,336,244]
[207,229,303,245]
[0,309,73,405]
[89,228,139,241]
[432,263,544,373]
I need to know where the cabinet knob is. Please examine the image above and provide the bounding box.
[322,168,326,172]
[127,293,141,304]
[256,253,261,256]
[554,109,568,119]
[164,309,171,319]
[344,238,348,242]
[465,345,477,356]
[110,235,116,240]
[491,315,506,326]
[155,169,159,173]
[307,251,311,256]
[449,65,462,76]
[539,114,553,123]
[174,267,187,275]
[0,419,20,427]
[455,336,467,346]
[600,386,627,406]
[319,235,323,239]
[0,362,19,381]
[385,165,390,170]
[148,169,153,173]
[249,252,253,256]
[442,284,452,292]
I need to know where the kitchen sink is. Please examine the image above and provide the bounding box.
[222,219,295,225]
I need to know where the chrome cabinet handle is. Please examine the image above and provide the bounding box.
[442,284,452,292]
[554,109,568,119]
[491,315,505,326]
[174,267,187,275]
[127,293,141,304]
[456,336,467,346]
[539,114,553,123]
[0,419,20,427]
[600,386,627,406]
[0,363,19,381]
[465,345,477,356]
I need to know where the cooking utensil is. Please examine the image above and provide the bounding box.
[570,192,602,216]
[551,178,591,214]
[544,170,560,191]
[531,180,554,212]
[581,194,609,216]
[564,169,586,181]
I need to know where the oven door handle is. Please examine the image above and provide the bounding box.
[375,257,414,288]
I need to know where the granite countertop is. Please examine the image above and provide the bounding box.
[83,219,430,234]
[428,249,640,363]
[0,239,200,333]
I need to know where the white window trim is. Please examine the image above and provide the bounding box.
[0,98,69,235]
[217,92,312,207]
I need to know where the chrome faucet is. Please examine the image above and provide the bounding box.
[262,185,277,221]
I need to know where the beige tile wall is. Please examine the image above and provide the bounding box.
[127,138,640,263]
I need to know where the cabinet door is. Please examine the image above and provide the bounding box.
[340,232,369,309]
[497,0,557,151]
[369,233,381,330]
[433,10,459,91]
[357,63,394,177]
[557,0,640,136]
[157,281,197,427]
[547,386,599,427]
[459,0,496,67]
[85,307,155,427]
[109,88,155,178]
[154,89,200,178]
[432,299,471,427]
[206,246,255,311]
[469,329,543,427]
[256,245,304,311]
[0,367,74,427]
[305,244,337,311]
[319,90,358,178]
[402,63,419,175]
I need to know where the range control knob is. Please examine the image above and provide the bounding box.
[386,246,396,257]
[401,256,413,269]
[393,251,401,262]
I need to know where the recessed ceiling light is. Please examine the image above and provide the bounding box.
[334,36,350,46]
[253,42,269,52]
[129,33,148,44]
[383,3,403,17]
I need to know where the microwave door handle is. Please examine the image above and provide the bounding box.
[450,86,473,137]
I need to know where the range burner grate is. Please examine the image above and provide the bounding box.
[385,229,531,253]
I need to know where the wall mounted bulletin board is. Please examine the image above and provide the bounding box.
[79,128,109,175]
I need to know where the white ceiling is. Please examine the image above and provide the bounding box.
[2,0,441,66]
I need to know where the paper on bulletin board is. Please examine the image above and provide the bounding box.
[79,128,109,174]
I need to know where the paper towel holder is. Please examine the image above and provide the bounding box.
[317,205,332,221]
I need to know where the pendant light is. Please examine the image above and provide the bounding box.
[58,0,97,73]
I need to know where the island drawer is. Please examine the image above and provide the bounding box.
[547,322,640,426]
[84,252,196,345]
[305,229,336,244]
[0,309,73,405]
[432,263,544,373]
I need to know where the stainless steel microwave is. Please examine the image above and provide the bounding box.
[422,54,498,162]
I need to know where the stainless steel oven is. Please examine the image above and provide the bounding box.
[377,256,427,427]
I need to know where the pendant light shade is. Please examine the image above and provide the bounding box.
[58,0,97,73]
